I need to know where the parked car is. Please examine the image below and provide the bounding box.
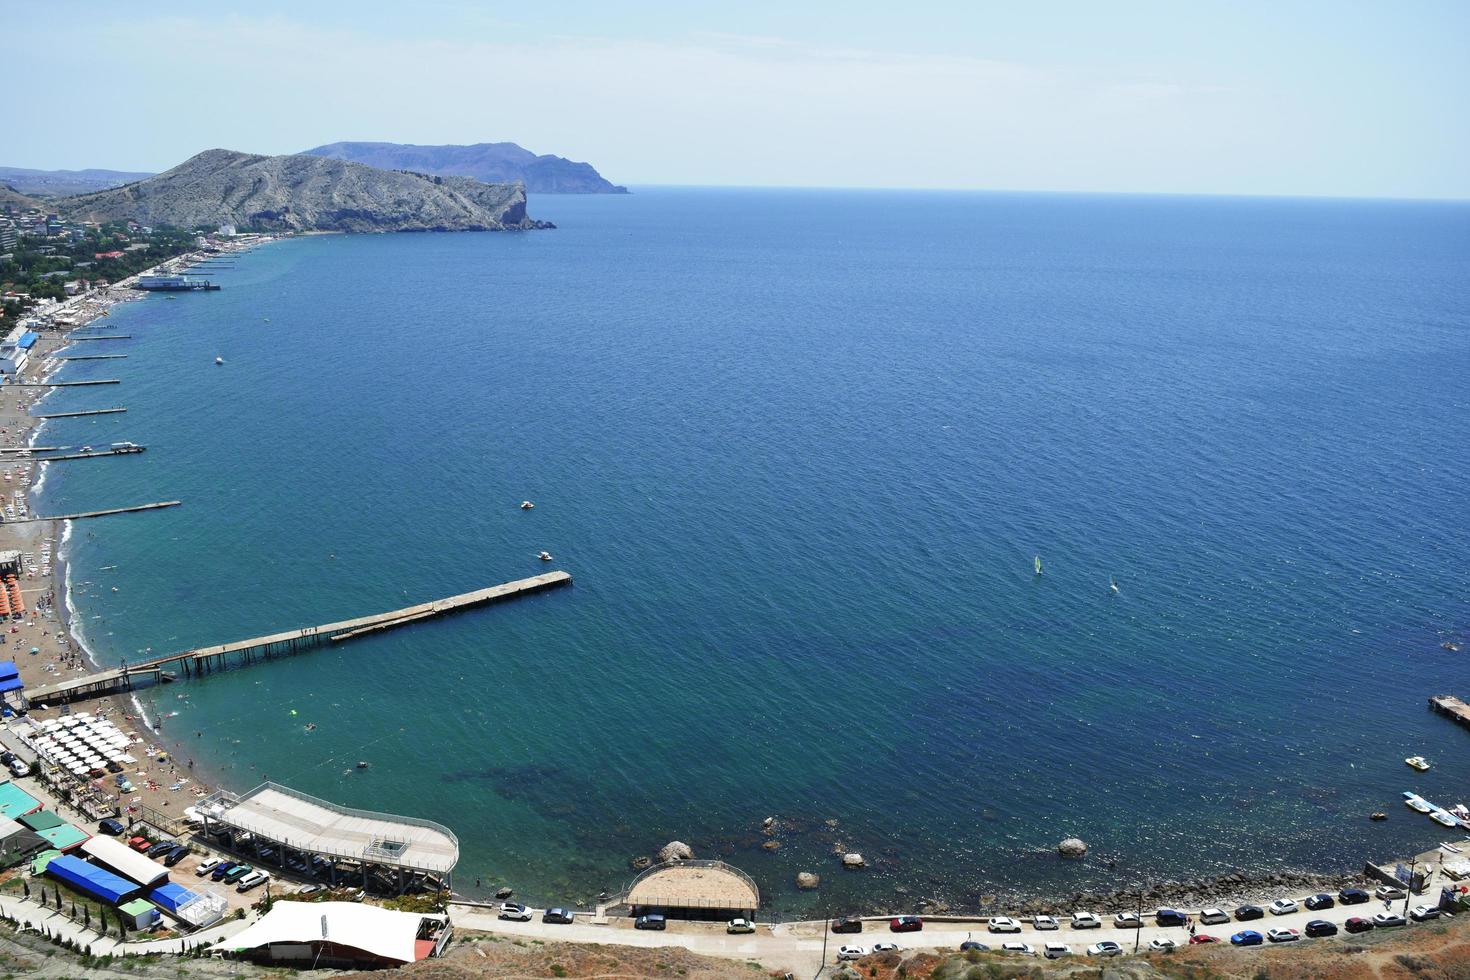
[195,857,222,877]
[1085,941,1122,957]
[1305,919,1339,937]
[1268,898,1299,916]
[1230,930,1264,947]
[163,847,189,867]
[297,883,326,895]
[498,903,533,922]
[127,836,152,853]
[1344,917,1375,934]
[222,865,253,884]
[890,916,923,933]
[1266,928,1300,943]
[1155,908,1188,927]
[1372,912,1406,928]
[831,916,863,934]
[542,908,575,924]
[871,942,899,953]
[211,863,238,881]
[237,871,269,893]
[987,916,1022,933]
[1338,887,1370,905]
[6,759,25,778]
[1113,912,1142,928]
[1148,938,1177,951]
[1304,893,1335,911]
[149,843,180,863]
[1234,904,1265,921]
[1042,942,1071,959]
[1374,885,1406,901]
[635,914,666,931]
[958,941,987,952]
[1071,911,1102,929]
[1410,905,1441,922]
[1199,908,1230,925]
[97,818,126,836]
[727,918,754,934]
[1189,934,1219,945]
[999,942,1035,955]
[1033,914,1058,930]
[0,751,13,766]
[836,945,866,961]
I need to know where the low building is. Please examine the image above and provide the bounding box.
[80,836,169,889]
[45,853,142,904]
[0,816,47,869]
[212,900,451,968]
[18,810,89,851]
[118,899,162,930]
[0,780,42,820]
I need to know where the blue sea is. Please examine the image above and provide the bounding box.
[31,188,1470,913]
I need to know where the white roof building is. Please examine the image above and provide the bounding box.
[213,900,449,966]
[79,836,168,888]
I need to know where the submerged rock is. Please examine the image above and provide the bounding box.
[796,872,820,890]
[630,855,652,870]
[842,852,866,869]
[1058,838,1088,858]
[658,840,694,863]
[495,887,513,899]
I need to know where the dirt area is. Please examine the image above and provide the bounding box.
[347,934,771,980]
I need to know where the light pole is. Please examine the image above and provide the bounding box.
[1134,892,1143,953]
[1403,860,1417,919]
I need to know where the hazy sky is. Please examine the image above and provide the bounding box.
[8,2,1468,197]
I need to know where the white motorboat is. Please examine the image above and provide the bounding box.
[1404,792,1432,813]
[1430,809,1459,828]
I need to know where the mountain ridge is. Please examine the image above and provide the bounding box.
[302,141,627,194]
[60,149,550,233]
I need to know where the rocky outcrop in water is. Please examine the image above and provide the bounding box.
[60,149,552,233]
[658,841,694,863]
[1058,837,1088,858]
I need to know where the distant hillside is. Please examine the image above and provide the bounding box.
[0,166,153,197]
[302,141,628,194]
[60,149,551,232]
[0,184,43,213]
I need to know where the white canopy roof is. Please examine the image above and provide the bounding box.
[213,901,440,964]
[80,835,169,888]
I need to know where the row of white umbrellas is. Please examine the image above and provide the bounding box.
[33,713,137,776]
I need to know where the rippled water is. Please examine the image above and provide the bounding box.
[34,188,1470,913]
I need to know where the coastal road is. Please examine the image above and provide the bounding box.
[450,885,1456,975]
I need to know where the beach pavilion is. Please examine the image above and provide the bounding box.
[211,900,451,967]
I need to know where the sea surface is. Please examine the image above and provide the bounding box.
[32,188,1470,914]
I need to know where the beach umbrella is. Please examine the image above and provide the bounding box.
[29,647,37,654]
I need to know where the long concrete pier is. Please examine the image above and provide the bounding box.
[8,446,144,463]
[3,379,120,388]
[23,571,571,705]
[1430,694,1470,730]
[56,354,128,361]
[4,500,181,524]
[64,334,132,341]
[32,407,127,419]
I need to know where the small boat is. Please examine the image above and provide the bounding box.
[1034,556,1042,576]
[1370,812,1388,821]
[1451,804,1469,822]
[1404,792,1432,813]
[1406,756,1431,771]
[1430,808,1459,828]
[1109,576,1119,594]
[520,500,535,510]
[215,357,224,365]
[537,551,553,561]
[356,760,370,769]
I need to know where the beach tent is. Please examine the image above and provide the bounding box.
[46,853,139,904]
[0,781,41,819]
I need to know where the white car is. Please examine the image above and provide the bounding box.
[498,903,533,921]
[987,916,1022,933]
[1199,907,1230,925]
[726,918,755,934]
[1113,912,1141,928]
[1032,914,1059,930]
[1071,911,1103,929]
[1043,942,1071,959]
[999,942,1035,955]
[6,758,25,778]
[871,942,900,953]
[1148,938,1177,951]
[1268,899,1298,916]
[1266,927,1300,943]
[1410,905,1442,922]
[836,945,867,961]
[1086,941,1122,957]
[194,857,222,877]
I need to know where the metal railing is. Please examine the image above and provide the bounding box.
[620,859,762,909]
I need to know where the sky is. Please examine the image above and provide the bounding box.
[7,1,1469,198]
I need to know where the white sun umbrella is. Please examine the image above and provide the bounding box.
[117,753,137,764]
[68,763,88,776]
[104,751,125,762]
[40,719,61,731]
[106,734,130,746]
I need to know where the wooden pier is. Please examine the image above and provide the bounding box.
[2,379,120,388]
[56,354,128,361]
[1429,694,1470,730]
[8,446,144,463]
[4,500,181,524]
[64,334,131,341]
[32,407,126,419]
[23,571,571,706]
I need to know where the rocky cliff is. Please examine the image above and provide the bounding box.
[303,141,627,194]
[60,149,551,232]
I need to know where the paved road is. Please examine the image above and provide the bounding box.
[450,883,1454,975]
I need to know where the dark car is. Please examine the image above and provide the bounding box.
[1339,888,1370,905]
[97,818,126,836]
[150,843,180,862]
[543,908,575,924]
[1230,930,1264,947]
[163,846,190,867]
[223,865,253,884]
[1304,893,1335,911]
[959,940,988,951]
[1234,904,1264,921]
[635,914,666,931]
[1155,909,1188,927]
[1344,917,1374,934]
[831,916,863,934]
[1305,919,1338,938]
[890,916,923,933]
[212,863,240,881]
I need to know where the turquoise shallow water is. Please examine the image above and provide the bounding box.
[31,188,1470,913]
